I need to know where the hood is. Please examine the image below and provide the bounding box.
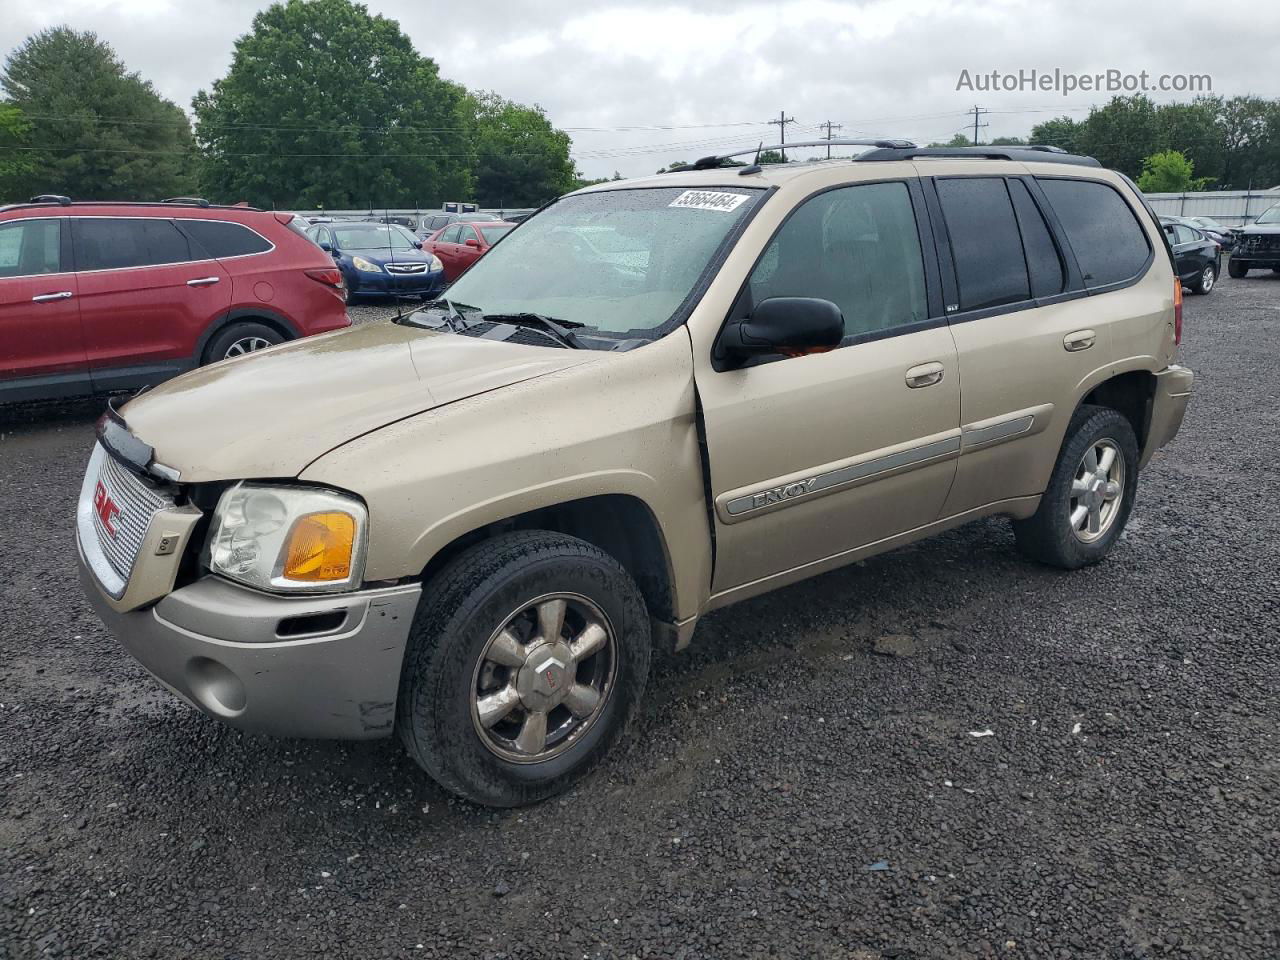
[1241,223,1280,235]
[344,246,432,265]
[121,322,596,482]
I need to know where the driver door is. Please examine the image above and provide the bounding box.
[693,179,961,597]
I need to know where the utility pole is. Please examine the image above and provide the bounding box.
[768,111,797,161]
[966,104,989,146]
[820,120,843,159]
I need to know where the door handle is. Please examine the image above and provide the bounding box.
[1064,329,1096,352]
[187,276,221,287]
[905,361,945,389]
[32,291,73,302]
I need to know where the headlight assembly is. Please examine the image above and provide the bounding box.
[429,254,443,271]
[208,484,368,593]
[351,255,383,273]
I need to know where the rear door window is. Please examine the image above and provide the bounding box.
[180,219,273,259]
[0,219,62,278]
[1007,179,1065,298]
[936,177,1030,311]
[1037,178,1151,288]
[72,218,191,270]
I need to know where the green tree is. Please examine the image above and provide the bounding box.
[1029,116,1080,153]
[468,92,576,207]
[928,133,972,147]
[1,28,196,200]
[193,0,471,208]
[1154,98,1224,185]
[0,102,37,201]
[1217,95,1276,189]
[989,136,1026,146]
[1136,150,1210,192]
[1076,95,1160,178]
[756,149,787,164]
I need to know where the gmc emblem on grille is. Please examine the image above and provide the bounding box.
[93,481,121,538]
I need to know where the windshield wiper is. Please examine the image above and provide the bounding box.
[483,312,586,349]
[399,298,482,332]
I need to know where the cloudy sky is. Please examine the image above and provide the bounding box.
[5,0,1279,178]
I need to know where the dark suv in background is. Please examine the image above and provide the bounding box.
[1229,203,1280,277]
[0,196,349,403]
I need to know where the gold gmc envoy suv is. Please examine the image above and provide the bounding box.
[77,142,1193,806]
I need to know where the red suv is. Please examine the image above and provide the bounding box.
[0,196,349,403]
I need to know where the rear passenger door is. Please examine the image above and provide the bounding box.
[73,217,231,390]
[930,172,1152,516]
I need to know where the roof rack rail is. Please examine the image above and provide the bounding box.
[665,139,919,173]
[29,194,72,206]
[855,145,1100,167]
[162,197,211,207]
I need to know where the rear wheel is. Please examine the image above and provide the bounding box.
[1012,405,1139,570]
[203,322,284,364]
[397,531,651,807]
[1228,259,1249,278]
[1191,262,1215,295]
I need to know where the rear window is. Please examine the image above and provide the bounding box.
[1036,178,1151,288]
[180,219,273,259]
[936,177,1030,311]
[73,218,191,270]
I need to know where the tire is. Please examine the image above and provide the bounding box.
[1191,262,1216,295]
[202,321,284,364]
[397,531,651,807]
[1012,405,1139,570]
[1228,259,1249,278]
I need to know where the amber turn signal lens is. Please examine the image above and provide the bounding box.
[282,512,355,582]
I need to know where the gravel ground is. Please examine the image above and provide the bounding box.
[2,276,1278,960]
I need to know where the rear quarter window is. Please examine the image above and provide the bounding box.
[1036,178,1151,288]
[180,219,274,259]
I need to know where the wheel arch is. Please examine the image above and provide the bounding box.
[415,493,681,632]
[195,307,302,365]
[1073,363,1158,453]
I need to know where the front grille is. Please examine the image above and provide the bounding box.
[386,262,428,274]
[1240,234,1280,254]
[78,444,172,595]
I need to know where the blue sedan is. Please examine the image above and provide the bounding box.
[306,222,446,300]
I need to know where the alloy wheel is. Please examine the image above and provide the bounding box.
[1068,438,1125,543]
[223,336,273,359]
[470,593,616,763]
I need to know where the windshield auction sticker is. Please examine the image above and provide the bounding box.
[668,190,750,212]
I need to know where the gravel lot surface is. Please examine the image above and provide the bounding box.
[2,276,1278,959]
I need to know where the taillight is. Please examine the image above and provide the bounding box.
[1173,277,1183,345]
[306,268,344,289]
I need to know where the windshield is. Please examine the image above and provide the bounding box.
[444,186,764,338]
[479,224,514,244]
[1255,204,1280,225]
[333,224,418,251]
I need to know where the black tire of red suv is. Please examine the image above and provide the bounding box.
[397,531,651,807]
[202,322,285,365]
[1228,259,1249,278]
[1011,405,1139,570]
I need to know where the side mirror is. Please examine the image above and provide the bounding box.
[319,241,332,252]
[465,237,479,248]
[413,240,423,249]
[720,297,844,361]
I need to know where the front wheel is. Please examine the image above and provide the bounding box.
[1012,405,1139,569]
[1192,262,1216,295]
[1228,259,1249,278]
[397,531,651,807]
